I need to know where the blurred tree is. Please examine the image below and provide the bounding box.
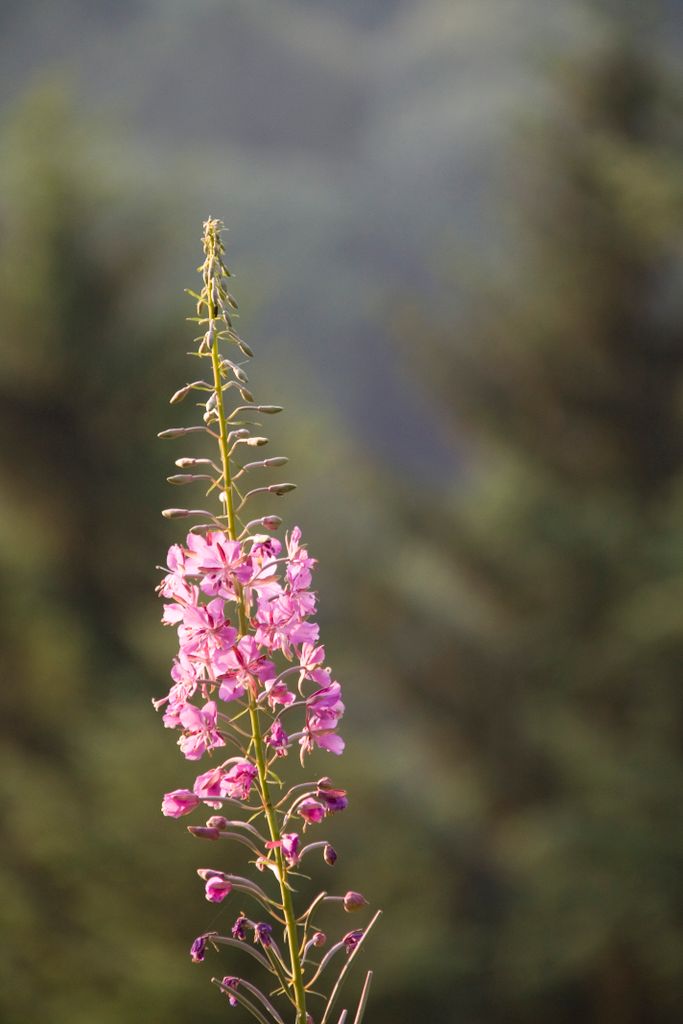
[373,25,683,1024]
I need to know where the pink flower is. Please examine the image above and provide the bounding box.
[281,832,300,866]
[249,534,282,562]
[286,526,317,591]
[178,598,237,662]
[214,636,275,702]
[193,759,257,805]
[299,642,325,675]
[221,759,257,800]
[266,719,289,756]
[178,701,225,760]
[205,875,232,903]
[265,832,300,866]
[297,797,326,824]
[254,593,319,655]
[262,677,296,710]
[162,789,200,817]
[301,679,345,756]
[186,531,253,599]
[161,580,199,624]
[194,765,226,808]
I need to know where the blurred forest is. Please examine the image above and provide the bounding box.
[0,2,682,1023]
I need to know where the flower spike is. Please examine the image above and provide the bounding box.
[154,219,377,1023]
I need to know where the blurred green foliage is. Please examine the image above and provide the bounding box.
[0,9,682,1024]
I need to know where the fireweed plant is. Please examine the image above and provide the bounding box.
[154,219,379,1024]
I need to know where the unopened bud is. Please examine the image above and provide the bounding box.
[206,816,229,831]
[162,508,191,519]
[221,358,248,384]
[261,516,282,531]
[239,387,255,403]
[175,457,213,468]
[256,405,283,414]
[187,826,221,841]
[170,384,192,404]
[158,427,205,439]
[246,437,268,447]
[166,474,208,485]
[268,482,296,496]
[324,843,337,866]
[311,931,326,947]
[238,339,254,358]
[343,891,368,912]
[228,428,250,442]
[317,777,333,790]
[263,456,289,468]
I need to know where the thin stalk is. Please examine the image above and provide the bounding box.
[320,912,382,1024]
[205,234,308,1024]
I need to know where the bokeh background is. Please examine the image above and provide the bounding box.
[1,1,682,1022]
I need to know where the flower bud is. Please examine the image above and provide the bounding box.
[206,815,229,831]
[221,358,248,383]
[256,405,283,414]
[343,891,368,912]
[311,931,326,947]
[188,826,221,840]
[166,474,209,485]
[161,508,191,519]
[268,482,296,496]
[324,843,337,866]
[170,384,192,404]
[261,515,282,531]
[175,457,212,468]
[158,426,206,438]
[245,436,268,447]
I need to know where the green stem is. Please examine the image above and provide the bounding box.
[206,277,308,1024]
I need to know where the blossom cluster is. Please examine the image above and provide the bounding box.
[156,526,344,773]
